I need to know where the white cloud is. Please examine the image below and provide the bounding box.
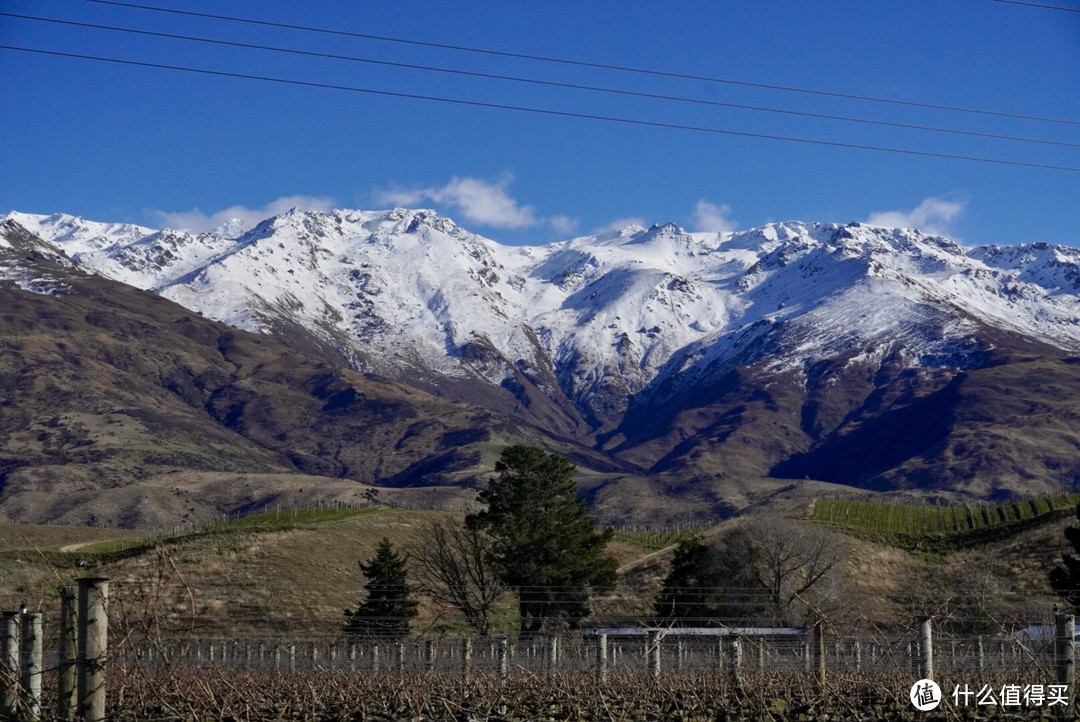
[865,197,966,236]
[548,214,579,236]
[594,217,647,234]
[691,199,738,233]
[153,195,336,234]
[375,175,538,230]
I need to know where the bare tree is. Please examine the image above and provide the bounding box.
[409,518,509,636]
[722,517,844,626]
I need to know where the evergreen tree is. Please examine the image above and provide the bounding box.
[654,537,720,626]
[1050,504,1080,613]
[466,445,618,634]
[343,537,418,640]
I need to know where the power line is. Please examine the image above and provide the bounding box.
[4,43,1079,173]
[993,0,1080,12]
[83,0,1080,127]
[9,11,1078,150]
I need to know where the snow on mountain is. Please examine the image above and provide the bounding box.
[5,208,1080,435]
[0,217,84,296]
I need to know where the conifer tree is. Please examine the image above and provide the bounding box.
[1050,504,1080,613]
[466,444,617,635]
[654,537,720,625]
[343,537,418,640]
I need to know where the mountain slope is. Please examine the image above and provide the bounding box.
[6,210,1080,505]
[0,219,562,527]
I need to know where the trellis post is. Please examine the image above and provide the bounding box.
[813,619,826,689]
[0,612,20,719]
[919,617,933,680]
[77,577,109,722]
[461,637,472,680]
[497,637,508,678]
[596,633,608,684]
[20,612,42,720]
[647,630,660,679]
[58,586,78,721]
[1056,613,1075,709]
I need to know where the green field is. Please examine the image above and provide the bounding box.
[203,505,391,532]
[610,526,708,552]
[809,494,1080,550]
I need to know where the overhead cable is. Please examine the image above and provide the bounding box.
[3,43,1078,173]
[82,0,1080,127]
[993,0,1080,12]
[8,11,1078,150]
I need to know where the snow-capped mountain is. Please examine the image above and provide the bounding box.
[6,208,1080,497]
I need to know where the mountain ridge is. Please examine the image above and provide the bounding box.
[4,208,1080,516]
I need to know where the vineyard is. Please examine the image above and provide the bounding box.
[1,494,1077,720]
[5,613,1075,721]
[65,663,1073,721]
[808,494,1080,550]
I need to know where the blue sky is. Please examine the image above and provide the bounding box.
[1,0,1078,246]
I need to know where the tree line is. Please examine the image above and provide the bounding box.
[346,443,1080,640]
[344,445,617,639]
[342,444,849,640]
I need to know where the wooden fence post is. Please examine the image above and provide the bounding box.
[647,631,660,679]
[424,640,436,673]
[919,617,934,680]
[58,586,78,722]
[729,636,743,691]
[596,634,608,684]
[546,634,558,677]
[1056,613,1075,708]
[813,621,825,689]
[497,638,508,679]
[20,612,42,721]
[1,612,19,719]
[461,638,472,680]
[77,577,109,722]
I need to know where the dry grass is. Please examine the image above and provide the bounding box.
[0,500,1072,643]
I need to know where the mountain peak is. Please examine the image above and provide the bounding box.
[11,207,1080,427]
[213,217,248,239]
[8,209,1080,508]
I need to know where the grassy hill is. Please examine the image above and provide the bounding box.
[0,506,655,639]
[1,492,1072,641]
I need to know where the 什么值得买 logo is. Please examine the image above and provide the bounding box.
[910,679,941,711]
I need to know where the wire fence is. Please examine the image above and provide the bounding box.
[3,578,1076,722]
[95,628,1060,678]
